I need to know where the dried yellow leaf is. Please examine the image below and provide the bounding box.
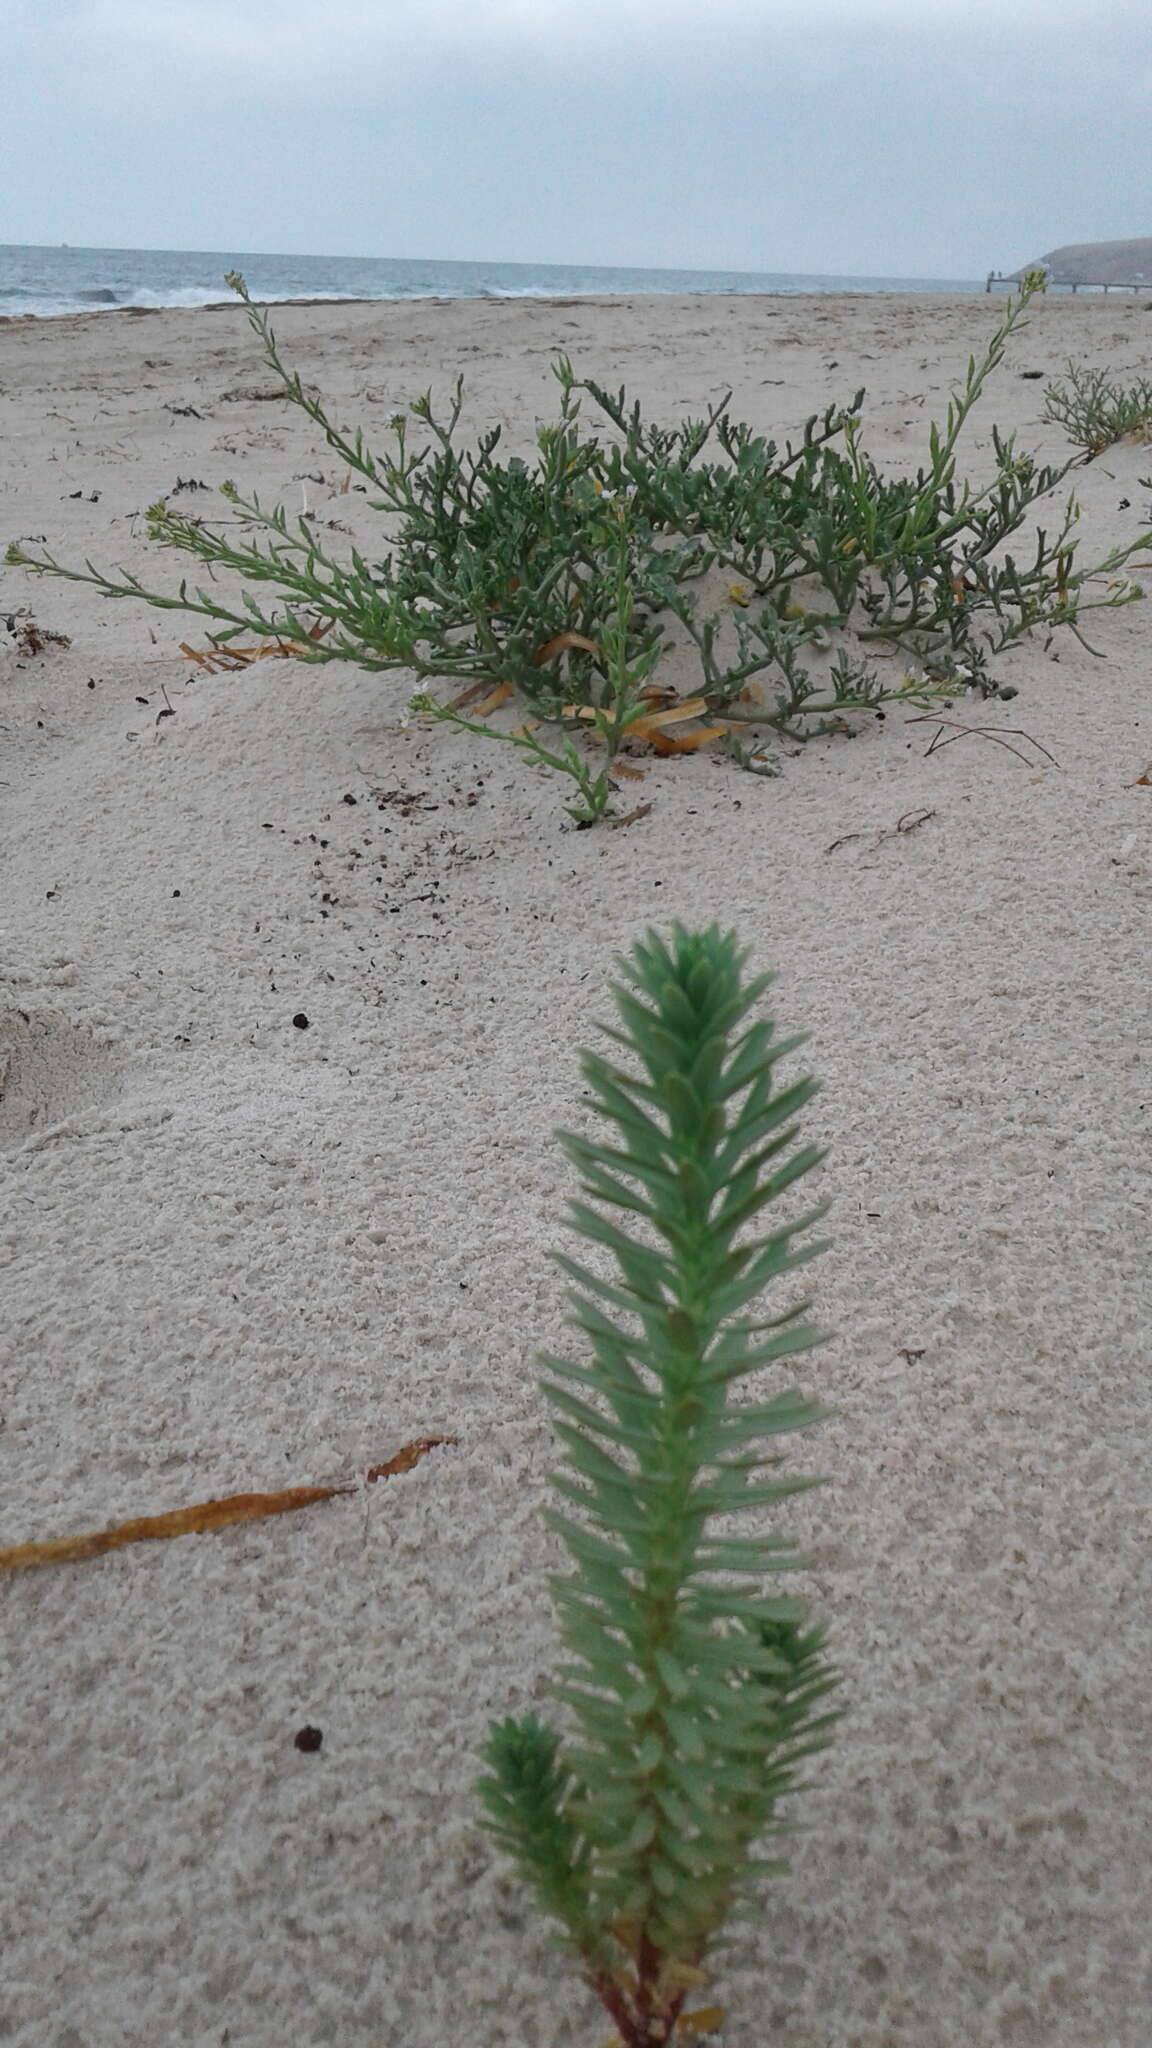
[534,630,601,665]
[641,696,710,727]
[472,682,515,717]
[647,725,728,756]
[676,2007,727,2038]
[659,1963,712,1992]
[610,1915,643,1956]
[449,678,505,711]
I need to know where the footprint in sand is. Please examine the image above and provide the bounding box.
[0,1005,130,1151]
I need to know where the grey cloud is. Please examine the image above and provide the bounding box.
[2,0,1150,277]
[15,0,1139,92]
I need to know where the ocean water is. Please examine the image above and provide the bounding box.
[0,242,982,320]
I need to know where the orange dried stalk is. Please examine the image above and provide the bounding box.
[179,619,331,672]
[0,1436,455,1574]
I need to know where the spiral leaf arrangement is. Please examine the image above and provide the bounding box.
[478,925,840,2046]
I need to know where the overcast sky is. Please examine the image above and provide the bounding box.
[3,0,1151,278]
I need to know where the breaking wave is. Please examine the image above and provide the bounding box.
[0,243,982,321]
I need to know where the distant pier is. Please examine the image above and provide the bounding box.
[985,270,1149,294]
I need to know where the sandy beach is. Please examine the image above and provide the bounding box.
[2,288,1150,2047]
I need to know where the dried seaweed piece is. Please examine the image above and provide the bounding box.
[6,618,72,656]
[0,1436,455,1575]
[906,713,1058,768]
[825,808,936,855]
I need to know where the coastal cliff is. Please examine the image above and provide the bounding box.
[1014,235,1152,283]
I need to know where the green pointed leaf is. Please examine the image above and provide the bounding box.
[481,925,840,1977]
[541,1382,652,1453]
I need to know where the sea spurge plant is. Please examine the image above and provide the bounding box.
[479,926,839,2045]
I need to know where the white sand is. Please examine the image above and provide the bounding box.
[1,289,1150,2047]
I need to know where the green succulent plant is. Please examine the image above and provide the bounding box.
[478,925,839,2045]
[10,269,1148,822]
[1042,359,1152,457]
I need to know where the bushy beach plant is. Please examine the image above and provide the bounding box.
[10,270,1150,820]
[478,924,838,2045]
[410,520,663,822]
[1042,361,1152,456]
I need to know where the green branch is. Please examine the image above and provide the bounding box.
[9,267,1151,820]
[478,926,840,2045]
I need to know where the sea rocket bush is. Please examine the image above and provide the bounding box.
[11,273,1150,821]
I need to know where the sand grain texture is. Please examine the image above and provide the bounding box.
[1,291,1150,2047]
